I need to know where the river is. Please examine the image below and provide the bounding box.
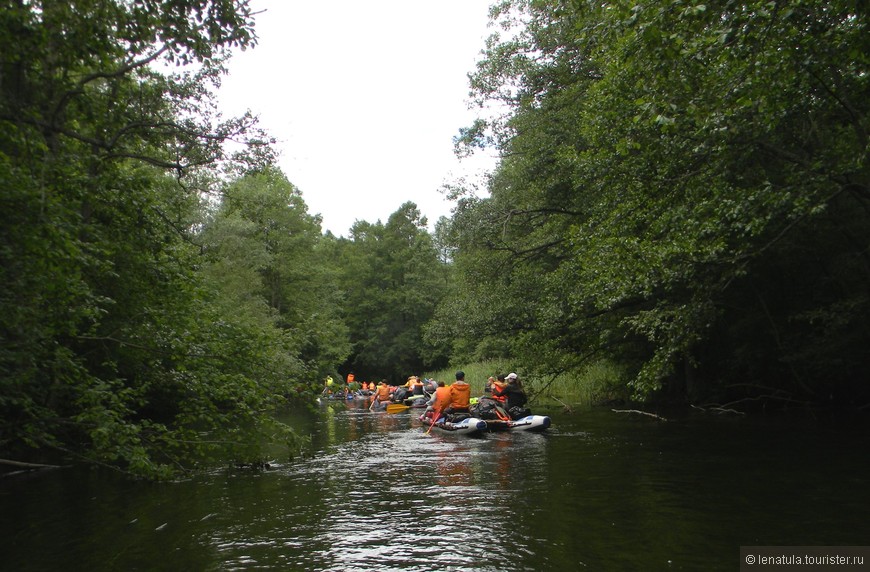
[2,400,868,571]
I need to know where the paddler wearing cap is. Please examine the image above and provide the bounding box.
[492,372,528,411]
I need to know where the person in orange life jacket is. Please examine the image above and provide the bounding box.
[444,371,471,414]
[347,373,361,394]
[488,374,507,401]
[492,372,527,410]
[407,376,425,396]
[492,374,508,407]
[375,380,392,404]
[423,380,451,421]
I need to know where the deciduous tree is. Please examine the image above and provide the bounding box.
[441,0,870,405]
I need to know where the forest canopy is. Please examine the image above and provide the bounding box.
[439,0,870,406]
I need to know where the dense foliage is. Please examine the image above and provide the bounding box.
[199,168,350,381]
[435,0,870,406]
[2,0,868,478]
[332,203,450,382]
[0,0,308,477]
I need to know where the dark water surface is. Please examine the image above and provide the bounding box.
[2,401,868,571]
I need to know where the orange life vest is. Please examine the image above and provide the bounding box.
[491,382,508,402]
[448,381,470,409]
[432,386,451,412]
[376,383,392,400]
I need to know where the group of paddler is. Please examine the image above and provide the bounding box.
[383,370,531,424]
[323,369,532,424]
[321,373,429,402]
[321,373,381,398]
[369,375,430,410]
[484,372,529,416]
[418,371,472,421]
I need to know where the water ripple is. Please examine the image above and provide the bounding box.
[205,407,551,571]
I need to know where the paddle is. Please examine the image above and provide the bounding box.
[425,408,441,435]
[385,403,410,414]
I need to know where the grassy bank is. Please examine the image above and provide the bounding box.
[424,360,628,408]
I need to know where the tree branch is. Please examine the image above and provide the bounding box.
[612,408,668,421]
[0,458,67,469]
[50,47,172,126]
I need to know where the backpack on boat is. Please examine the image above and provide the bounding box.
[471,397,512,421]
[508,405,532,420]
[470,397,499,420]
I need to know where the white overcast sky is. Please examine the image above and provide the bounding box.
[217,0,499,236]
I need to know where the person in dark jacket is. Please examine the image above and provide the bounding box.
[492,372,527,411]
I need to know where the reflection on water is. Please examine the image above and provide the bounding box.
[2,400,869,571]
[249,401,552,572]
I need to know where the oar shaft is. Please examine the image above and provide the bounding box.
[425,409,441,434]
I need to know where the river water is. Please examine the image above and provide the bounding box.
[2,400,868,571]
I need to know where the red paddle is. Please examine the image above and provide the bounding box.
[425,408,441,434]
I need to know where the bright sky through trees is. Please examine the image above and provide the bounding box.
[218,0,498,235]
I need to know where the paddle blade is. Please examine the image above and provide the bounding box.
[385,403,410,413]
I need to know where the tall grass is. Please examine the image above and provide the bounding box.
[424,359,628,407]
[423,360,512,394]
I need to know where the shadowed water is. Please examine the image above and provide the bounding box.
[2,400,868,571]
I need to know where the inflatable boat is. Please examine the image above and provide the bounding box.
[423,415,488,435]
[484,414,551,432]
